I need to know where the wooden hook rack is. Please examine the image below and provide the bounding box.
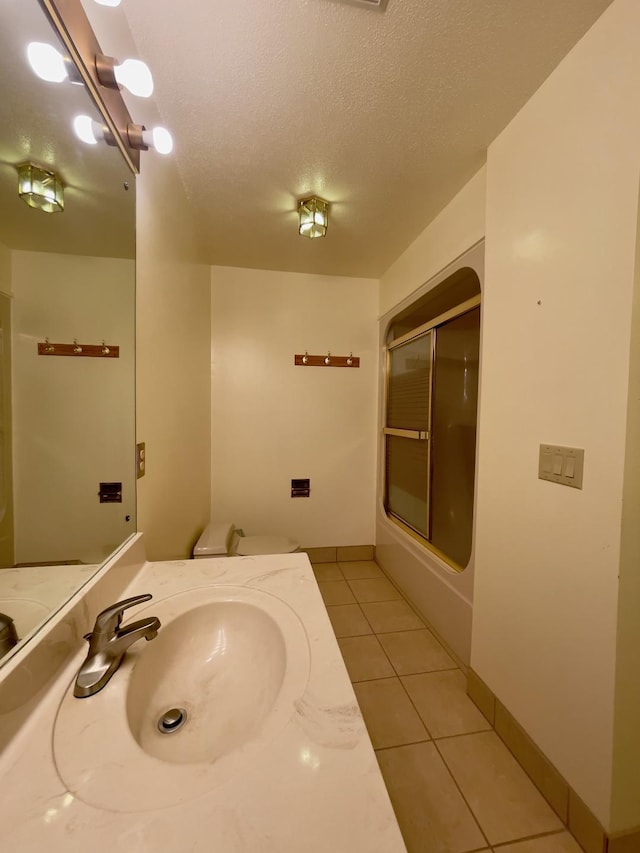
[294,352,360,368]
[37,339,120,358]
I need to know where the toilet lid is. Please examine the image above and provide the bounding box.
[234,535,299,556]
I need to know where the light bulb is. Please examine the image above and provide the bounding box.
[73,115,103,145]
[113,58,153,97]
[142,127,173,155]
[27,42,68,83]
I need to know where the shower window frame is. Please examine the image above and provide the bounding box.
[383,294,481,570]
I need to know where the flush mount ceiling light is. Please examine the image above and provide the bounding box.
[17,163,64,214]
[298,196,329,239]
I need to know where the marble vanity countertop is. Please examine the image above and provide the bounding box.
[0,553,407,852]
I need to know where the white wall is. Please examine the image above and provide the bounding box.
[379,167,486,317]
[472,0,640,831]
[210,266,378,547]
[135,155,211,560]
[11,251,135,564]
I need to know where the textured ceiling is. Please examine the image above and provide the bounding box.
[121,0,614,277]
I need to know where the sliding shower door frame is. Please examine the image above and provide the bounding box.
[383,294,481,569]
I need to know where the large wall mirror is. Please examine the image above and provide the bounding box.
[0,0,136,666]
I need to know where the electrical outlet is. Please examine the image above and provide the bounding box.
[136,442,146,479]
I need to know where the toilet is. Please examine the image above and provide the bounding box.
[192,521,299,558]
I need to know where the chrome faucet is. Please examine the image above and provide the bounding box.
[74,594,160,698]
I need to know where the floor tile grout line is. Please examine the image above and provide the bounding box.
[347,664,460,684]
[375,738,491,851]
[373,737,435,753]
[490,827,575,848]
[428,736,494,850]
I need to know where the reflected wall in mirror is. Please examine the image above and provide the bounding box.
[0,0,136,665]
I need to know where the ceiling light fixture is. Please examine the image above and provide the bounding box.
[93,0,122,6]
[17,163,64,214]
[298,196,329,239]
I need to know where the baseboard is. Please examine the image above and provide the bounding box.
[467,669,640,853]
[301,545,374,564]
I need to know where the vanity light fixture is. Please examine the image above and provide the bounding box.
[27,41,77,83]
[73,115,173,155]
[95,55,153,98]
[73,115,111,145]
[28,42,153,98]
[298,196,329,239]
[35,0,171,171]
[126,124,174,155]
[17,163,64,214]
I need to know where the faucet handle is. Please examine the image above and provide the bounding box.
[91,594,153,637]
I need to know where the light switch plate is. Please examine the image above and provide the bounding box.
[136,442,146,479]
[538,444,584,489]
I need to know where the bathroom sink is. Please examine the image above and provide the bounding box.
[127,599,288,764]
[53,585,310,812]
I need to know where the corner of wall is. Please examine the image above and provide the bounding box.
[136,157,211,560]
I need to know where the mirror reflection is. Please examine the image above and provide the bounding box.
[0,0,136,664]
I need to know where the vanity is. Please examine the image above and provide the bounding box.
[0,536,406,851]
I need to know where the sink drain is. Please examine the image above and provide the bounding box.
[157,707,188,734]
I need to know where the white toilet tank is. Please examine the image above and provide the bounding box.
[192,522,299,558]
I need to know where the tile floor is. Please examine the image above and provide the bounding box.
[313,559,583,853]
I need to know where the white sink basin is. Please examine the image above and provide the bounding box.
[53,585,310,812]
[127,599,288,765]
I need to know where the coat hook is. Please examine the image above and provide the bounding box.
[324,351,331,365]
[73,338,83,354]
[44,337,54,353]
[302,351,309,365]
[101,340,110,355]
[347,352,353,366]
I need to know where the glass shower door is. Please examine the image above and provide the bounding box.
[384,332,432,537]
[429,307,480,567]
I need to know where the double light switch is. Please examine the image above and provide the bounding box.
[538,444,584,489]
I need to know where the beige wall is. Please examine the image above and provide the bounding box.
[0,240,13,567]
[135,155,211,560]
[379,166,486,317]
[11,251,135,564]
[0,240,10,296]
[472,0,640,831]
[210,266,378,547]
[610,186,640,832]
